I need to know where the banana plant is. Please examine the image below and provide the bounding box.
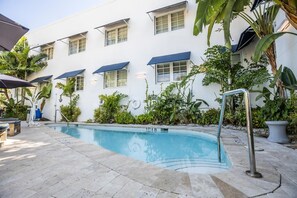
[24,83,52,111]
[193,0,250,49]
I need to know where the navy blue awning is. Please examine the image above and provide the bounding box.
[55,69,85,79]
[232,27,256,52]
[93,62,129,74]
[251,0,265,11]
[147,1,187,13]
[30,75,53,83]
[147,51,191,65]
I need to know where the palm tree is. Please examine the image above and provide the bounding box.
[0,37,47,80]
[0,37,47,102]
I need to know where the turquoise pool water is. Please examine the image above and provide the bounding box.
[49,125,230,173]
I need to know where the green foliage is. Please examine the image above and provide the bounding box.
[94,92,128,123]
[256,67,297,134]
[253,32,297,62]
[287,93,297,134]
[24,83,52,111]
[56,79,81,122]
[197,108,220,125]
[188,45,269,94]
[60,95,81,122]
[135,113,154,125]
[56,78,75,99]
[0,37,47,79]
[0,98,28,120]
[115,111,135,124]
[146,78,208,124]
[193,0,250,48]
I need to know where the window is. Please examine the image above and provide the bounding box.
[156,63,170,82]
[156,15,168,34]
[173,61,187,81]
[156,61,187,83]
[171,11,184,30]
[41,45,54,60]
[66,76,84,91]
[231,54,241,66]
[68,35,86,55]
[76,76,84,91]
[155,10,184,34]
[105,26,128,46]
[104,69,127,88]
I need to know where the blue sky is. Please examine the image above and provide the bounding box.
[0,0,103,30]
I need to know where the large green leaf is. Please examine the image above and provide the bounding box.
[281,66,297,90]
[253,32,297,61]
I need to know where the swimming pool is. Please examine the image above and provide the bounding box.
[49,124,230,173]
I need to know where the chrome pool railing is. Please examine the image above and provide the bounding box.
[217,88,262,178]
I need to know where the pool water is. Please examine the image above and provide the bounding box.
[49,125,230,173]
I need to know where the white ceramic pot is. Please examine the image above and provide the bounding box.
[265,121,289,143]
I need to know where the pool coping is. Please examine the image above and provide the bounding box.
[44,122,282,197]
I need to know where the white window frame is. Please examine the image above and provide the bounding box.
[75,76,84,91]
[154,9,185,35]
[155,61,188,83]
[104,69,127,88]
[66,76,84,91]
[105,25,128,46]
[68,35,86,55]
[41,45,54,60]
[231,53,241,66]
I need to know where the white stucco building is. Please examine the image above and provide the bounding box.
[25,0,297,121]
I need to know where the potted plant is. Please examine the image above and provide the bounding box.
[257,66,297,143]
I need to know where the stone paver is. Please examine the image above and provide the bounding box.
[0,123,296,197]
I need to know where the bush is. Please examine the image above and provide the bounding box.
[115,111,135,124]
[135,113,154,124]
[198,108,220,125]
[94,92,127,123]
[60,95,81,122]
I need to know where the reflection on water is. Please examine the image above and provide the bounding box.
[53,126,228,165]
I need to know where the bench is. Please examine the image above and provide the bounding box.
[0,118,21,136]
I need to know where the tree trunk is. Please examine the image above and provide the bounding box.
[265,43,285,98]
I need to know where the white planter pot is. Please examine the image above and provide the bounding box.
[265,121,289,143]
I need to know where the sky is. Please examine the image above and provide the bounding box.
[0,0,104,30]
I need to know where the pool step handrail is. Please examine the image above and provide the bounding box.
[217,88,262,178]
[55,109,70,126]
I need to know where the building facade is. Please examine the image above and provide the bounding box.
[26,0,297,121]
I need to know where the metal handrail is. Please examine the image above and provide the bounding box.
[217,88,262,178]
[55,109,70,126]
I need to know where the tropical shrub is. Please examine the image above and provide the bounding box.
[146,82,208,125]
[56,78,81,122]
[197,108,220,125]
[0,98,28,120]
[94,92,128,123]
[60,95,81,122]
[135,113,154,125]
[115,111,135,124]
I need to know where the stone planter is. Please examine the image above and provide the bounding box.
[266,121,289,143]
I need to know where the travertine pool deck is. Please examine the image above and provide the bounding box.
[0,123,296,198]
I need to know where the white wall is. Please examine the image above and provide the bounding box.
[26,0,269,121]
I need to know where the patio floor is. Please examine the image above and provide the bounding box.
[0,123,296,198]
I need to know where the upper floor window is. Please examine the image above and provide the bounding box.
[155,10,184,34]
[41,44,54,60]
[231,53,241,66]
[104,69,127,88]
[66,76,84,91]
[156,61,187,83]
[69,35,86,55]
[105,26,128,46]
